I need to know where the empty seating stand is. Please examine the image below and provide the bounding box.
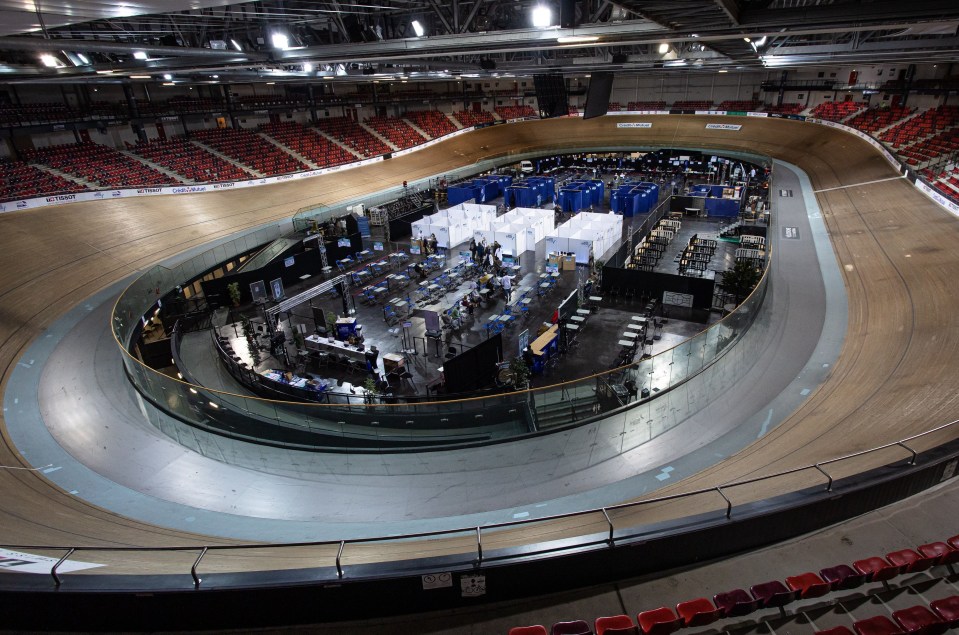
[810,101,867,122]
[495,105,537,120]
[404,110,457,139]
[22,141,178,189]
[131,137,251,183]
[452,109,496,127]
[316,116,392,158]
[364,115,427,150]
[765,102,804,115]
[191,128,308,176]
[259,121,355,169]
[0,159,86,201]
[627,101,667,111]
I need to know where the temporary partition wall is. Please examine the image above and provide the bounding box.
[557,179,605,213]
[610,182,660,217]
[411,203,497,248]
[505,176,555,208]
[545,211,622,264]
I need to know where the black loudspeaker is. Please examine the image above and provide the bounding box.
[534,74,568,119]
[480,58,497,70]
[560,0,578,28]
[612,53,628,64]
[583,72,614,120]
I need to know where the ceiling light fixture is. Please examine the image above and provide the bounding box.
[95,69,116,74]
[133,51,148,60]
[743,37,751,43]
[76,53,90,65]
[531,5,552,28]
[163,73,172,80]
[658,43,669,54]
[162,82,175,86]
[303,62,313,72]
[39,54,59,68]
[271,33,289,50]
[129,75,151,79]
[411,20,425,37]
[718,69,728,73]
[266,81,276,85]
[230,39,242,51]
[754,36,767,47]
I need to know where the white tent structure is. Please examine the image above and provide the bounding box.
[545,211,622,264]
[410,203,496,249]
[471,207,555,257]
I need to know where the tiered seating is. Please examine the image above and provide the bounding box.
[672,100,713,110]
[765,102,804,115]
[316,116,391,158]
[810,101,866,121]
[22,141,178,188]
[364,115,427,150]
[259,122,356,169]
[495,105,537,119]
[191,128,308,176]
[922,165,959,199]
[845,106,914,134]
[628,101,668,110]
[880,105,959,148]
[452,110,495,127]
[898,128,959,166]
[718,100,762,111]
[403,110,457,139]
[130,137,251,183]
[0,159,86,201]
[508,534,959,635]
[0,102,78,126]
[608,102,623,112]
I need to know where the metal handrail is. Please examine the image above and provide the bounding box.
[16,417,955,588]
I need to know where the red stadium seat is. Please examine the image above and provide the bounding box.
[820,564,869,590]
[675,597,721,627]
[886,549,938,574]
[636,607,682,635]
[929,595,959,627]
[786,572,832,599]
[713,588,760,617]
[551,620,592,635]
[853,556,902,583]
[916,542,959,567]
[594,615,636,635]
[891,605,947,635]
[510,626,549,635]
[853,615,904,635]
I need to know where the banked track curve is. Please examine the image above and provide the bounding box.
[0,115,957,571]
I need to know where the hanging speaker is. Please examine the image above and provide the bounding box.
[533,74,568,119]
[583,72,613,120]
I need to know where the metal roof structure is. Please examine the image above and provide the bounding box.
[0,0,957,84]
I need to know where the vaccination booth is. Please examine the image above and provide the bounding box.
[446,175,513,206]
[505,176,555,208]
[545,211,622,264]
[688,184,743,218]
[411,203,496,249]
[556,179,605,213]
[473,207,556,257]
[610,182,660,217]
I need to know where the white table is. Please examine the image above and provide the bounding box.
[631,315,648,324]
[627,323,644,331]
[621,331,639,339]
[570,315,585,323]
[305,335,367,361]
[618,339,634,347]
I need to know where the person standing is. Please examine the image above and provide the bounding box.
[501,273,512,302]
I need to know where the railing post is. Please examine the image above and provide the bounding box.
[336,540,345,579]
[191,547,207,588]
[897,441,918,465]
[602,508,615,545]
[814,463,833,492]
[51,547,75,588]
[715,486,733,519]
[476,527,483,564]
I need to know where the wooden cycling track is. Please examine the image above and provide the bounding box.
[0,115,957,574]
